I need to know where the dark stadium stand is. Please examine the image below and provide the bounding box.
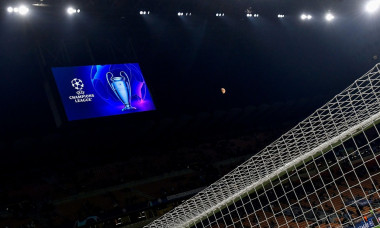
[0,108,298,228]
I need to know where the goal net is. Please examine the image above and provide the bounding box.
[146,64,380,228]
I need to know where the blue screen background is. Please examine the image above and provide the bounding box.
[52,63,155,121]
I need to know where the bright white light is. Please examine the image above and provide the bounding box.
[278,14,285,18]
[7,7,13,13]
[67,7,80,15]
[14,7,19,13]
[365,0,380,13]
[140,11,143,15]
[254,14,259,17]
[67,7,75,15]
[325,12,335,21]
[18,5,29,15]
[147,11,150,14]
[301,14,312,20]
[246,13,252,17]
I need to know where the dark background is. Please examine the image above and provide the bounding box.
[1,0,380,226]
[0,0,379,196]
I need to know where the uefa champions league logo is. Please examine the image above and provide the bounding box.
[69,78,95,103]
[71,78,85,95]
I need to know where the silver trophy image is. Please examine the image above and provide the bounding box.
[106,71,136,111]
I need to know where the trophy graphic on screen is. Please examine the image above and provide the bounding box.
[106,71,135,111]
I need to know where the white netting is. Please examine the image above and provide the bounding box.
[145,63,380,228]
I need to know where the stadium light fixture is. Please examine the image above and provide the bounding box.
[6,5,29,15]
[177,12,191,16]
[365,0,380,13]
[301,13,312,20]
[278,14,285,18]
[325,12,335,21]
[67,7,80,15]
[18,5,29,15]
[247,13,258,18]
[140,11,150,15]
[216,13,224,17]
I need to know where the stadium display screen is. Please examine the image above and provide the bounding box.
[51,63,155,121]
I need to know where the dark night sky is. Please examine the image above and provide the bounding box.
[0,0,379,139]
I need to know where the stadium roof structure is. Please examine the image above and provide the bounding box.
[145,63,380,228]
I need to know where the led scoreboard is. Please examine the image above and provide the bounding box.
[51,63,155,121]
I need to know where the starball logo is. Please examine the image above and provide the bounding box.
[69,78,95,103]
[71,78,85,95]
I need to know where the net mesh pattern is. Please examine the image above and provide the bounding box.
[145,64,380,228]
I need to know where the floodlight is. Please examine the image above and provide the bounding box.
[7,7,13,13]
[67,7,75,15]
[254,14,259,17]
[301,14,312,20]
[325,12,335,21]
[278,14,285,18]
[18,5,29,15]
[365,0,380,13]
[67,7,80,15]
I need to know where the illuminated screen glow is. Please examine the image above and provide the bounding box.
[52,63,156,121]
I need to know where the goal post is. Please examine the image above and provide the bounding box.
[146,64,380,228]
